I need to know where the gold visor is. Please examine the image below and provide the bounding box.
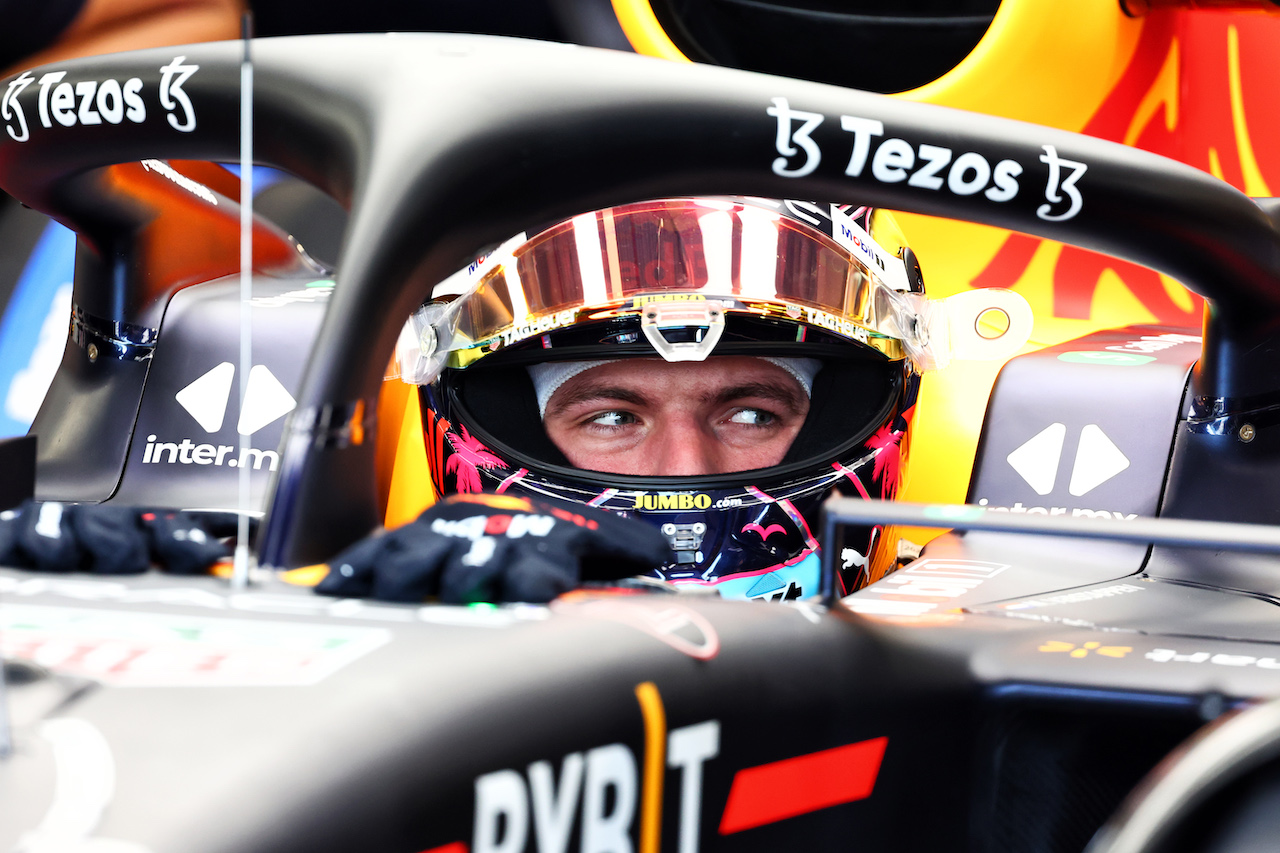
[399,198,1031,382]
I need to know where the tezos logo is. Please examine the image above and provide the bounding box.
[766,97,1090,222]
[3,55,197,142]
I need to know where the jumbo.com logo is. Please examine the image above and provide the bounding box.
[141,362,295,471]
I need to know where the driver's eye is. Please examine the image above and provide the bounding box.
[588,411,637,427]
[727,408,776,426]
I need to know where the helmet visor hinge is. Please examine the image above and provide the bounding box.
[639,300,726,362]
[661,521,707,564]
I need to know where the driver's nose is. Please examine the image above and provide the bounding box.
[651,418,719,476]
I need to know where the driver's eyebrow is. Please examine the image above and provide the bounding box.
[704,382,806,414]
[546,385,650,417]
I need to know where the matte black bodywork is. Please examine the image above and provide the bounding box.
[1,532,1277,853]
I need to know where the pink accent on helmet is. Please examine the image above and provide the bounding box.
[742,522,787,541]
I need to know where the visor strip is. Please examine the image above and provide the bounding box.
[494,468,529,494]
[587,488,619,508]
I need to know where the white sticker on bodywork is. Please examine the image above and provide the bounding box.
[16,718,154,852]
[0,604,390,687]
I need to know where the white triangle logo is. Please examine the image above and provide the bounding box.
[175,362,234,433]
[237,365,296,436]
[1006,422,1066,496]
[1068,424,1130,496]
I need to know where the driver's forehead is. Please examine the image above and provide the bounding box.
[558,357,799,398]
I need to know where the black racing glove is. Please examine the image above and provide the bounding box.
[7,500,83,572]
[0,501,230,575]
[74,503,151,574]
[141,510,234,575]
[316,493,672,604]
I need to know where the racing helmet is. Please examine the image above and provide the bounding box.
[399,197,1028,600]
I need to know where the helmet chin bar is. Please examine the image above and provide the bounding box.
[639,300,726,362]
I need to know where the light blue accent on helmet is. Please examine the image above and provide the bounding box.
[698,551,821,601]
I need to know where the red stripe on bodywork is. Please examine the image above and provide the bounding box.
[418,843,466,853]
[719,736,888,834]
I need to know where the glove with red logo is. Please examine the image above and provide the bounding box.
[315,493,672,604]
